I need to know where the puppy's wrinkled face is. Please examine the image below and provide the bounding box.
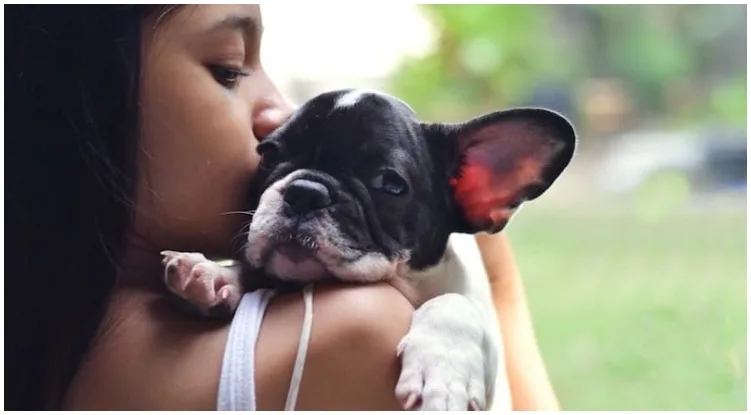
[245,89,577,284]
[245,89,432,283]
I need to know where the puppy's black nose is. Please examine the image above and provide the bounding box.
[284,179,331,213]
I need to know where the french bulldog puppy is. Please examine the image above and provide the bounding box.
[162,88,577,411]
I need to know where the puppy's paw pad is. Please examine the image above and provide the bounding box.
[162,251,207,286]
[162,251,240,313]
[215,284,242,307]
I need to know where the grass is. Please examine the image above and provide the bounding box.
[504,202,747,410]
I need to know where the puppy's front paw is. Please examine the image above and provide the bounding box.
[161,250,242,317]
[395,294,494,411]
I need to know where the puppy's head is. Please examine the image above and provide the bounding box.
[245,89,576,283]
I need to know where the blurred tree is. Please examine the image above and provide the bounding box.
[388,5,746,132]
[389,5,575,121]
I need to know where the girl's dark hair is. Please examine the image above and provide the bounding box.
[6,5,171,409]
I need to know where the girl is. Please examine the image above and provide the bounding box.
[6,4,559,410]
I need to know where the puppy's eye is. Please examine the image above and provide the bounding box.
[257,141,282,169]
[370,170,408,196]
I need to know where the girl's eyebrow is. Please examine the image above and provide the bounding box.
[207,14,263,39]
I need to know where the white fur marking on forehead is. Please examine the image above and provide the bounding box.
[333,89,366,109]
[332,89,414,113]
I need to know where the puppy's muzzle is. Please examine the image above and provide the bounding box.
[283,179,332,214]
[246,171,405,283]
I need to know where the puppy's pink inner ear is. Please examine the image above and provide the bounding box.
[450,156,545,232]
[449,119,558,232]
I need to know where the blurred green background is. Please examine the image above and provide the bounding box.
[390,5,746,129]
[508,206,745,410]
[265,4,746,410]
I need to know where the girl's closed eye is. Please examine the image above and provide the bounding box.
[208,64,250,89]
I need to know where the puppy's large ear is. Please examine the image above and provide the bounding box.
[429,108,577,234]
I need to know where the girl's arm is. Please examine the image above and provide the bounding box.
[475,232,561,411]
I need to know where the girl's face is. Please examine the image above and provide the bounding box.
[134,5,291,256]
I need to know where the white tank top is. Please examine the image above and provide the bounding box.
[216,285,314,411]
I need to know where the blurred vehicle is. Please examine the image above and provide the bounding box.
[597,127,747,195]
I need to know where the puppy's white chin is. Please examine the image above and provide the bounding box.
[266,251,329,282]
